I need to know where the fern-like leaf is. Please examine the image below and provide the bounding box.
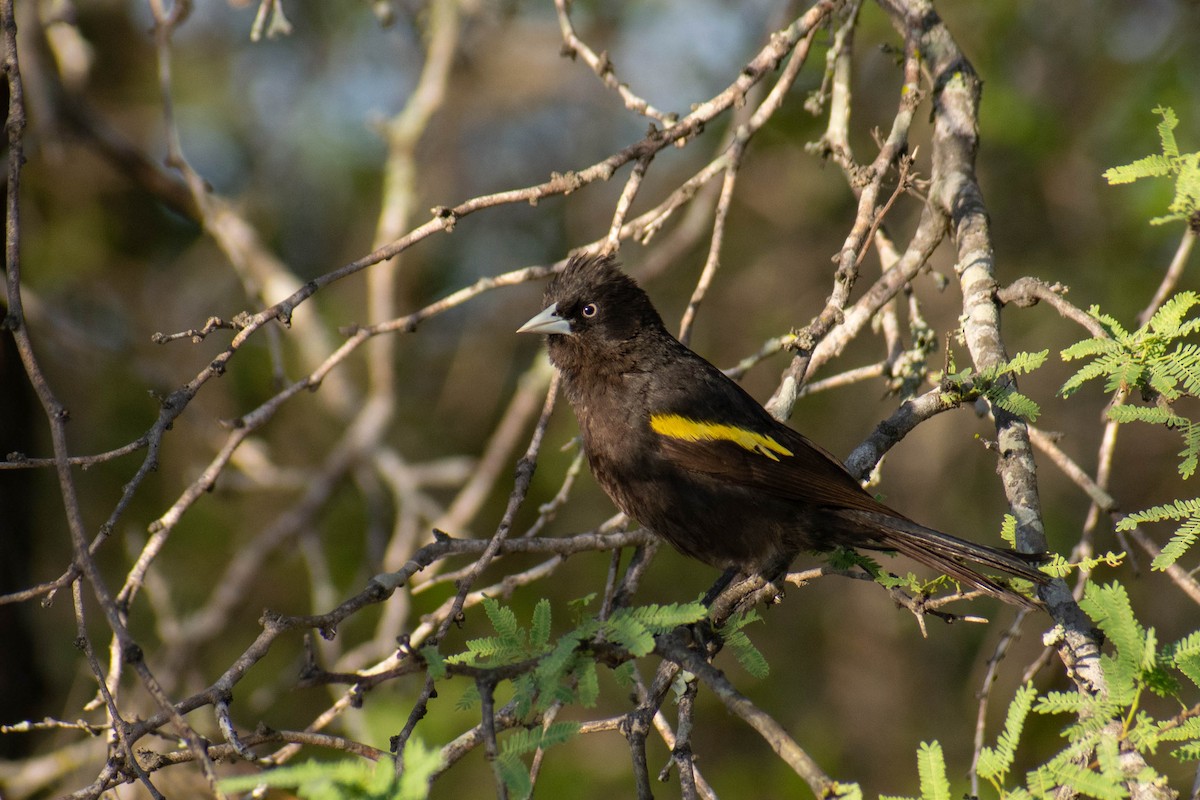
[605,615,656,657]
[1060,351,1121,397]
[530,598,552,651]
[456,683,480,711]
[1180,424,1200,479]
[1149,291,1200,335]
[1104,154,1174,184]
[977,682,1037,782]
[1118,498,1200,525]
[1000,349,1050,374]
[1156,105,1180,158]
[1169,632,1200,690]
[576,657,600,707]
[915,741,951,800]
[999,513,1018,547]
[987,385,1041,421]
[1118,499,1200,568]
[1061,335,1120,361]
[498,752,532,800]
[482,597,522,644]
[1105,404,1184,426]
[725,629,769,680]
[1155,516,1200,569]
[1035,689,1086,716]
[421,645,446,680]
[1081,582,1145,668]
[502,721,581,756]
[617,602,707,632]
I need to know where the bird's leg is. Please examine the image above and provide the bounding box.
[700,567,739,608]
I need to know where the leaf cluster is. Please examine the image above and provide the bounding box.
[217,741,441,800]
[1117,498,1200,570]
[941,349,1048,422]
[897,582,1200,798]
[437,596,709,798]
[1103,106,1200,226]
[1060,292,1200,479]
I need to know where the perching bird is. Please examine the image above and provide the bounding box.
[518,253,1046,607]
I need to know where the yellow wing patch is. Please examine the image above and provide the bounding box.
[649,413,794,461]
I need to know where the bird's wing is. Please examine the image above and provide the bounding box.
[650,412,891,514]
[645,354,892,515]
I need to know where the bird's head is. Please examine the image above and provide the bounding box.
[517,253,665,370]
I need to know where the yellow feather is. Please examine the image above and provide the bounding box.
[649,414,793,461]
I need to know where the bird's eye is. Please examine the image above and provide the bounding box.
[581,303,598,318]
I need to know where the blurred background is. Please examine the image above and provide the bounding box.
[2,0,1199,796]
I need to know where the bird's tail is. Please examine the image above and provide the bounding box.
[841,510,1049,608]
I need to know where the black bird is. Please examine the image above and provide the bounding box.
[518,253,1046,607]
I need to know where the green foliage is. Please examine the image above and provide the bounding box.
[420,645,446,680]
[941,349,1047,422]
[438,595,708,798]
[999,513,1018,547]
[1103,106,1200,225]
[976,683,1037,788]
[915,741,952,800]
[1060,293,1200,477]
[904,582,1200,797]
[718,610,770,680]
[1117,498,1200,569]
[881,742,950,800]
[827,547,883,577]
[496,722,583,800]
[218,743,442,800]
[1060,293,1200,399]
[1037,550,1125,578]
[1077,582,1174,704]
[1033,582,1199,782]
[876,570,960,599]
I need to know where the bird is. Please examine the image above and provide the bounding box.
[517,252,1047,607]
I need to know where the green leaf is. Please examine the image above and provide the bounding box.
[1104,107,1200,225]
[1104,154,1174,184]
[1117,499,1200,568]
[1001,349,1050,374]
[576,657,600,707]
[482,597,522,644]
[534,633,583,710]
[605,615,656,657]
[420,646,446,680]
[1169,632,1200,689]
[988,385,1041,421]
[723,629,770,680]
[999,513,1018,547]
[530,599,552,650]
[456,683,480,711]
[977,683,1037,782]
[1156,105,1180,158]
[832,783,865,800]
[1154,515,1200,569]
[1105,405,1184,426]
[612,660,636,688]
[1035,689,1086,716]
[218,757,415,800]
[398,738,444,800]
[1080,582,1144,664]
[915,741,951,800]
[498,752,532,800]
[1118,498,1200,526]
[1151,292,1200,336]
[501,722,581,756]
[615,602,708,632]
